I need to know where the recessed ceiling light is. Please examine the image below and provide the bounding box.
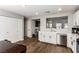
[35,12,39,15]
[22,5,26,8]
[58,8,62,11]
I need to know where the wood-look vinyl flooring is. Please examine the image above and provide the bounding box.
[16,37,72,53]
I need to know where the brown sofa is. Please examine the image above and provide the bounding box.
[0,40,26,53]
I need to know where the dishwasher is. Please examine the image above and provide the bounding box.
[60,35,67,47]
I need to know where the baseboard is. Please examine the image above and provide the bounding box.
[24,36,32,40]
[56,44,67,47]
[56,44,73,53]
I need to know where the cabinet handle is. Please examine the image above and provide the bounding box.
[43,35,45,38]
[71,41,73,45]
[70,37,72,39]
[49,36,51,39]
[7,32,9,33]
[71,40,75,45]
[73,40,75,42]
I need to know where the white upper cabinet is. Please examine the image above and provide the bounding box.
[73,10,79,25]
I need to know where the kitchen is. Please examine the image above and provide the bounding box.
[38,10,79,53]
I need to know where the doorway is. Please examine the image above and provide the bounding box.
[32,19,40,38]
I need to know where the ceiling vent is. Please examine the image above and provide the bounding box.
[45,11,51,13]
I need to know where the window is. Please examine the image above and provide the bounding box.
[46,16,68,29]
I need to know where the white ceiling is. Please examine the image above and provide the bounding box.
[0,5,78,17]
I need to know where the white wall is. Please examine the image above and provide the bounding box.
[32,20,35,34]
[24,19,27,36]
[26,19,32,37]
[0,10,23,19]
[26,12,73,37]
[68,14,74,33]
[0,10,24,43]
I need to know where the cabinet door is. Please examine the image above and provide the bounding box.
[47,32,56,44]
[39,32,56,44]
[71,36,77,53]
[39,32,43,41]
[45,33,52,43]
[17,19,24,41]
[51,32,56,44]
[73,11,79,25]
[73,13,77,25]
[43,33,47,42]
[56,34,60,44]
[39,32,46,42]
[76,12,79,25]
[67,35,72,48]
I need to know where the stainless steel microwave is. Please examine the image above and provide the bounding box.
[72,26,79,34]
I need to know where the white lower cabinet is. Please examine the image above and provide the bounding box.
[67,34,77,53]
[49,32,56,44]
[71,35,77,53]
[39,32,78,53]
[56,34,60,44]
[67,34,72,48]
[39,31,56,44]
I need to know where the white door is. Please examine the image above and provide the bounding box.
[0,16,18,42]
[7,18,24,42]
[17,19,24,41]
[0,19,7,41]
[8,18,18,42]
